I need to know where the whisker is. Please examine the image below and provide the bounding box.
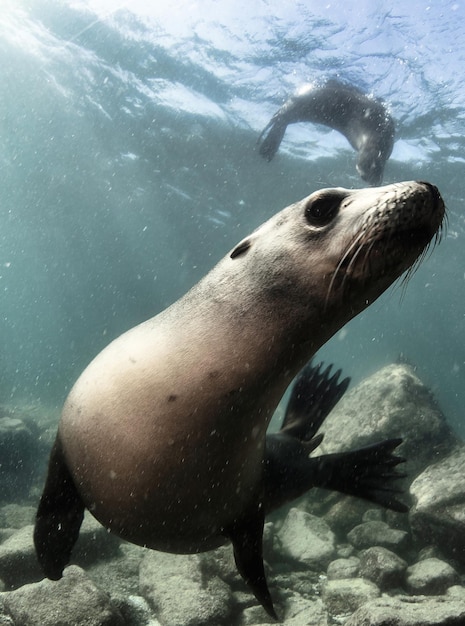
[324,203,446,311]
[441,211,449,239]
[338,238,371,298]
[325,231,365,309]
[393,233,438,302]
[361,241,377,278]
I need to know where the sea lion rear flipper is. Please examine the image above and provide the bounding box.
[264,434,408,513]
[226,507,278,621]
[312,438,408,512]
[34,435,85,580]
[265,361,407,512]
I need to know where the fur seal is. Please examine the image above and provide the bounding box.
[258,79,395,185]
[34,181,444,619]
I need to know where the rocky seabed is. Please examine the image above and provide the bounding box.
[0,363,465,626]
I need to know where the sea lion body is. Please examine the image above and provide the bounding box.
[258,79,395,185]
[35,181,444,618]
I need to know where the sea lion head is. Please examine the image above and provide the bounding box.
[305,181,444,319]
[355,118,395,185]
[356,146,387,185]
[230,181,444,348]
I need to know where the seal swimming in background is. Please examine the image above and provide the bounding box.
[258,79,395,185]
[34,181,444,620]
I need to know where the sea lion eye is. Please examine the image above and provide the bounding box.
[304,194,341,226]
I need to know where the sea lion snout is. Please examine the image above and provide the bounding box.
[418,181,443,212]
[314,181,445,313]
[342,181,445,231]
[389,181,445,239]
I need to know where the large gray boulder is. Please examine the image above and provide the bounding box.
[277,508,336,569]
[327,556,360,580]
[358,546,407,590]
[410,444,465,566]
[344,595,465,625]
[0,526,42,588]
[139,551,234,626]
[406,557,460,595]
[0,565,124,626]
[0,515,120,588]
[0,415,39,499]
[321,578,380,615]
[347,520,408,552]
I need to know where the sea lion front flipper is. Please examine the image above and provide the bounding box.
[281,361,350,441]
[34,435,85,579]
[257,115,288,161]
[226,507,278,621]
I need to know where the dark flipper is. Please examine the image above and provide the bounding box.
[281,361,350,441]
[257,117,288,161]
[226,505,278,621]
[264,432,407,514]
[264,361,407,513]
[34,436,85,579]
[313,438,408,512]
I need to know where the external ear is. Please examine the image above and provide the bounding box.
[230,238,252,259]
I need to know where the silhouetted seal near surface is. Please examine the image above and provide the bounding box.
[258,79,395,185]
[35,181,444,620]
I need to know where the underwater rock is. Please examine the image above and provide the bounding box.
[0,504,35,529]
[410,444,465,566]
[335,543,355,558]
[317,495,371,538]
[139,551,234,626]
[321,577,380,615]
[86,543,147,602]
[238,603,276,625]
[113,594,162,626]
[417,545,449,562]
[315,364,457,481]
[277,508,336,569]
[326,556,360,580]
[237,571,327,625]
[447,586,465,601]
[0,611,13,625]
[4,363,464,625]
[0,525,43,588]
[199,543,242,589]
[279,594,328,626]
[0,416,38,500]
[358,546,407,590]
[0,515,120,588]
[0,565,124,626]
[344,595,465,626]
[406,557,460,595]
[71,514,122,568]
[362,509,385,522]
[347,520,409,552]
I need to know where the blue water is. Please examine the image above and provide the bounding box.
[0,0,464,435]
